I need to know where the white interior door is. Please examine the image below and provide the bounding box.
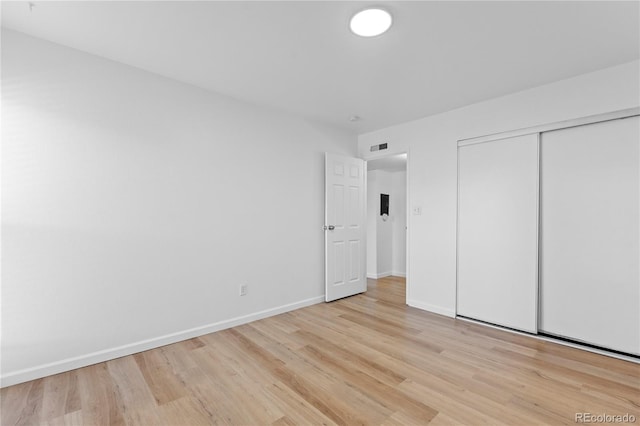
[540,116,639,355]
[457,134,539,333]
[325,153,366,302]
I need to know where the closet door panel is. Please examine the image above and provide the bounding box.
[540,116,639,355]
[457,134,539,333]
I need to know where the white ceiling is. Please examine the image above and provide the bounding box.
[2,1,638,134]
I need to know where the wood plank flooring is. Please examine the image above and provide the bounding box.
[2,276,639,425]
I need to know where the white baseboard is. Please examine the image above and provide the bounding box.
[367,271,392,279]
[1,295,324,388]
[407,299,455,318]
[391,271,406,277]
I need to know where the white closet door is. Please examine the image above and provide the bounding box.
[540,116,639,355]
[457,134,539,333]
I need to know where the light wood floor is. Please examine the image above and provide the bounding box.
[2,276,639,425]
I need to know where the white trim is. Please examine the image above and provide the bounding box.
[407,299,456,318]
[367,271,392,279]
[405,149,411,305]
[457,317,640,364]
[367,272,406,279]
[457,107,639,147]
[0,295,324,388]
[362,163,368,295]
[455,141,460,317]
[533,133,540,334]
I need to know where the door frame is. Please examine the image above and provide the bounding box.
[363,150,411,305]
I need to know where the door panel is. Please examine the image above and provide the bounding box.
[540,116,639,355]
[325,153,366,302]
[457,134,539,333]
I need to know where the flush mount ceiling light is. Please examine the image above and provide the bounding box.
[350,8,392,37]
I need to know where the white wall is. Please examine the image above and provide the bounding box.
[358,60,640,317]
[375,170,392,277]
[366,171,377,278]
[1,30,356,386]
[391,171,406,277]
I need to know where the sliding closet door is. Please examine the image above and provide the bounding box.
[457,134,539,333]
[540,116,639,355]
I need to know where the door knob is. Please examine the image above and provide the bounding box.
[323,225,336,231]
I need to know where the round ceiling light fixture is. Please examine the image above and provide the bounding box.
[350,8,392,37]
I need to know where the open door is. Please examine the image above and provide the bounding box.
[324,153,367,302]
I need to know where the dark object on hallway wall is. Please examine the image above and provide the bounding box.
[380,194,389,216]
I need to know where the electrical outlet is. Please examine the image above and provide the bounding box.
[239,284,248,296]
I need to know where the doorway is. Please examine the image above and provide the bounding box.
[366,153,408,299]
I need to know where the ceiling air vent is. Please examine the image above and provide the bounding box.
[370,142,388,152]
